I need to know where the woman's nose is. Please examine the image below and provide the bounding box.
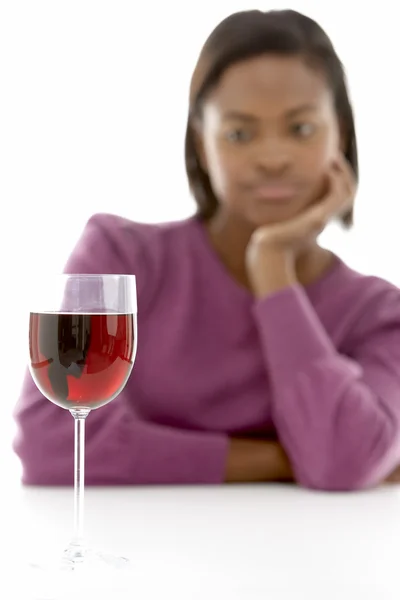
[253,138,292,174]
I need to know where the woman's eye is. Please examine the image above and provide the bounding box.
[225,128,252,143]
[291,122,316,138]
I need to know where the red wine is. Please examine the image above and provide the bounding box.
[29,312,135,410]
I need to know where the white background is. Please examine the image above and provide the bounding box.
[0,0,399,482]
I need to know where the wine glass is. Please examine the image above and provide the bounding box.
[25,274,137,595]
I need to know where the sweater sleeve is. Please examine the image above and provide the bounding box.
[13,213,229,485]
[252,284,400,491]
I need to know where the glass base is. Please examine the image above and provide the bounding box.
[19,545,133,600]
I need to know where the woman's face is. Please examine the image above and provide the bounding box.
[196,54,343,227]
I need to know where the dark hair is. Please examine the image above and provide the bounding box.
[185,9,358,227]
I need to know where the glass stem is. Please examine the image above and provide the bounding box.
[69,408,90,560]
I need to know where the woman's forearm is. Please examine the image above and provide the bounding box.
[225,438,294,483]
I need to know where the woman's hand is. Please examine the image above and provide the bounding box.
[225,438,294,483]
[246,154,356,298]
[384,465,400,484]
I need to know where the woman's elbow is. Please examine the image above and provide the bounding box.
[296,467,377,492]
[12,428,73,486]
[294,431,400,492]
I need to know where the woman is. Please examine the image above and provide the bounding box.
[14,9,400,490]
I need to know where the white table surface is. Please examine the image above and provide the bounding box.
[2,481,400,599]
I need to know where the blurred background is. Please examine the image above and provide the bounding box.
[0,0,399,485]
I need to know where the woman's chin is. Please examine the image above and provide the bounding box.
[245,199,312,228]
[246,208,296,227]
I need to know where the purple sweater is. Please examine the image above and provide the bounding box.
[13,213,400,490]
